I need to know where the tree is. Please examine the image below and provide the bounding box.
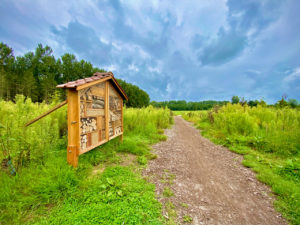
[0,42,15,100]
[248,100,258,107]
[150,100,229,110]
[0,42,152,107]
[117,79,150,108]
[276,96,289,108]
[231,96,240,104]
[288,99,299,108]
[258,100,267,107]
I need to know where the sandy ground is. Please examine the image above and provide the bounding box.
[144,116,287,225]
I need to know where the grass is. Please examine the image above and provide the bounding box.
[161,171,176,185]
[163,187,174,198]
[180,203,188,208]
[0,96,173,224]
[35,166,162,224]
[179,104,300,225]
[165,200,177,225]
[183,215,193,223]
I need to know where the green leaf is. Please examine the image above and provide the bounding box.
[0,123,5,129]
[106,178,114,186]
[100,184,107,189]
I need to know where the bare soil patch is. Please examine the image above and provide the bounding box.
[144,116,287,225]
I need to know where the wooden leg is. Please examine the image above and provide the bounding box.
[119,134,123,142]
[67,146,78,168]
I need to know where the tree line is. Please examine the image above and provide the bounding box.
[231,96,299,108]
[151,100,229,110]
[151,96,299,111]
[0,42,150,107]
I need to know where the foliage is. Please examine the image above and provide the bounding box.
[36,166,162,225]
[163,187,174,197]
[183,215,193,223]
[151,100,229,111]
[0,42,150,108]
[0,95,67,169]
[137,155,148,165]
[0,99,173,224]
[117,79,150,108]
[180,104,300,224]
[288,99,299,108]
[231,96,240,104]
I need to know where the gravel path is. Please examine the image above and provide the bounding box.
[144,116,287,225]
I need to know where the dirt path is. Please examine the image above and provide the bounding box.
[144,116,287,225]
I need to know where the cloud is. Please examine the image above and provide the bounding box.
[0,0,300,103]
[51,21,112,64]
[197,28,247,66]
[193,0,284,66]
[284,68,300,82]
[283,68,300,98]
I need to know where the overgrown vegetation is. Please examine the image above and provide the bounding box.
[0,42,150,108]
[178,104,300,224]
[0,97,172,224]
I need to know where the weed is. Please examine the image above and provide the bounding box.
[163,187,174,197]
[180,202,188,208]
[147,153,158,160]
[183,215,193,223]
[165,200,177,225]
[161,172,176,185]
[137,155,148,165]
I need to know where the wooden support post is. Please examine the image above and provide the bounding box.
[105,81,109,141]
[25,100,67,127]
[120,98,123,142]
[67,89,79,167]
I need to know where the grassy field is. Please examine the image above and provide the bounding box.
[176,104,300,225]
[0,95,173,224]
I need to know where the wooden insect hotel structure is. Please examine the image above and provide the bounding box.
[25,72,128,168]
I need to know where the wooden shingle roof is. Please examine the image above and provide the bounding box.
[56,72,128,100]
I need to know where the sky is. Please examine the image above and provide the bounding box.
[1,0,300,103]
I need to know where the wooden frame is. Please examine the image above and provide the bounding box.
[25,72,127,168]
[66,78,125,167]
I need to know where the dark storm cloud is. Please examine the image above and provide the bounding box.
[0,0,300,102]
[51,21,112,64]
[196,0,284,66]
[198,28,247,66]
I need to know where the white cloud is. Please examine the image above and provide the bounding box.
[128,64,139,72]
[284,68,300,82]
[103,64,118,72]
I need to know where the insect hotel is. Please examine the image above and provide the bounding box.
[25,72,128,168]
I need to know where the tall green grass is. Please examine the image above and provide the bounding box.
[0,95,67,169]
[179,104,300,224]
[0,96,172,224]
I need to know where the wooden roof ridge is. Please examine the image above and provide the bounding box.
[56,72,128,100]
